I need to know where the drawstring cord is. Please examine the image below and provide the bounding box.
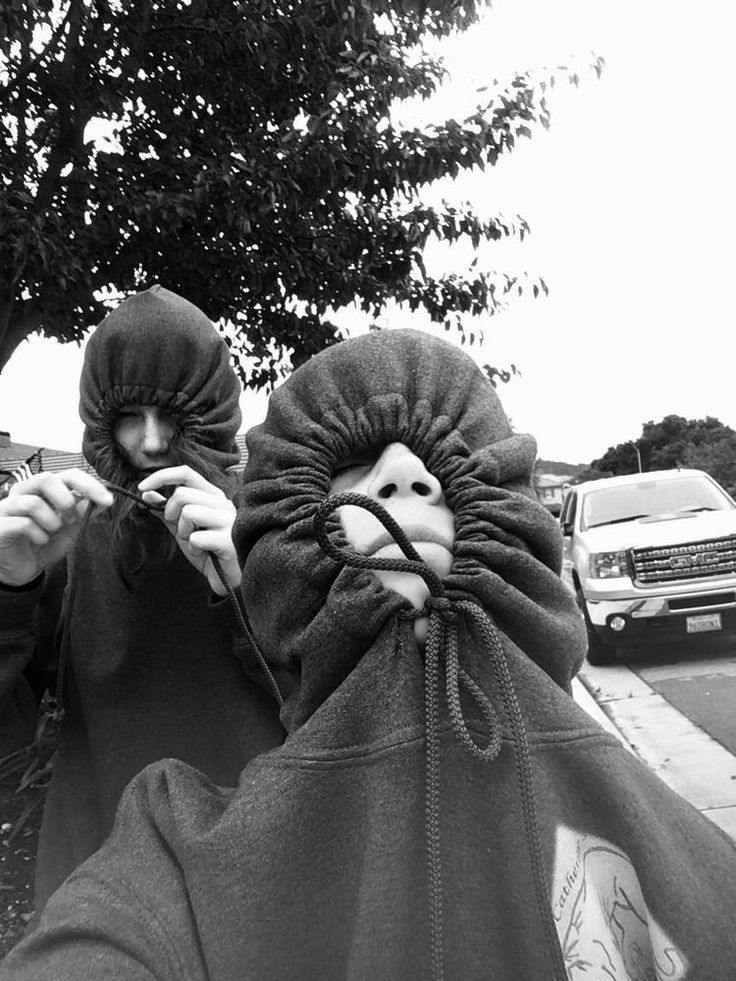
[208,551,283,708]
[313,492,568,981]
[1,480,283,796]
[313,493,445,598]
[88,481,283,709]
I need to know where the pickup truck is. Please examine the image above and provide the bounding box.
[559,468,736,664]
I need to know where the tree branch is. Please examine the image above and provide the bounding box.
[33,0,90,215]
[0,2,75,109]
[0,302,44,374]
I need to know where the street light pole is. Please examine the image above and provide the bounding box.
[629,441,642,473]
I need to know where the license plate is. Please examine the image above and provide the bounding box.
[686,612,722,634]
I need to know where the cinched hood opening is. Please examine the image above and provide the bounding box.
[79,285,242,479]
[235,328,586,733]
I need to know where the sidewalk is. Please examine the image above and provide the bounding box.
[572,662,736,840]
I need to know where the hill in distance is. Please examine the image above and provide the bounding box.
[536,459,588,477]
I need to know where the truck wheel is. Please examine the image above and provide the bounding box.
[576,590,616,666]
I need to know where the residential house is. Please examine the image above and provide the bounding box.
[534,472,574,517]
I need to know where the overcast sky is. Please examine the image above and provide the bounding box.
[1,0,733,466]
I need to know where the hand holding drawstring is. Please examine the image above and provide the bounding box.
[138,466,241,596]
[0,469,114,587]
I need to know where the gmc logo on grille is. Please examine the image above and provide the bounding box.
[668,552,720,569]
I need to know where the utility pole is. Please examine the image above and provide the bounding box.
[629,441,642,473]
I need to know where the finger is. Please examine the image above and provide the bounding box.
[7,472,81,516]
[60,470,114,509]
[1,515,53,549]
[189,531,242,590]
[7,470,111,516]
[176,504,232,540]
[140,489,168,510]
[65,477,114,509]
[188,528,237,559]
[138,466,218,496]
[0,493,67,536]
[161,488,227,524]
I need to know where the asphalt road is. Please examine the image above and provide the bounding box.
[618,637,736,755]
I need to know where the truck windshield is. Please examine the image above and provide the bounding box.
[581,476,733,530]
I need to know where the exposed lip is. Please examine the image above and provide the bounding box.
[365,523,453,556]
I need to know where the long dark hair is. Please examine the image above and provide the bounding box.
[95,431,238,588]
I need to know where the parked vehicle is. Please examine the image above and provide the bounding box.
[559,469,736,664]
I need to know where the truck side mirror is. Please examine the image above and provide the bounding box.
[560,521,573,537]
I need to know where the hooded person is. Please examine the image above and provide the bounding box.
[3,328,736,980]
[0,285,285,917]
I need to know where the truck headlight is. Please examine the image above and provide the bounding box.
[590,550,630,579]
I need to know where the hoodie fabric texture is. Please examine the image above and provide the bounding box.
[3,328,736,980]
[0,286,285,912]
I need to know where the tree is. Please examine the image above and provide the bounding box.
[0,0,599,385]
[683,432,736,498]
[587,415,736,494]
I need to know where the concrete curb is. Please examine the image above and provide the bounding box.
[572,660,736,840]
[571,676,634,750]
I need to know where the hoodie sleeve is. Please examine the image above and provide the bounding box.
[0,873,189,981]
[0,765,207,981]
[0,563,65,756]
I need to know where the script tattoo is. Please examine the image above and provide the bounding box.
[552,826,687,980]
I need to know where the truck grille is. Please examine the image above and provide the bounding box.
[632,536,736,585]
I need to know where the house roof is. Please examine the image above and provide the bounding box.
[535,473,574,489]
[0,430,76,477]
[0,431,251,484]
[0,438,43,465]
[1,431,71,458]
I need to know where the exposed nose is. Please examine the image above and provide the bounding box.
[367,444,443,505]
[141,410,172,456]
